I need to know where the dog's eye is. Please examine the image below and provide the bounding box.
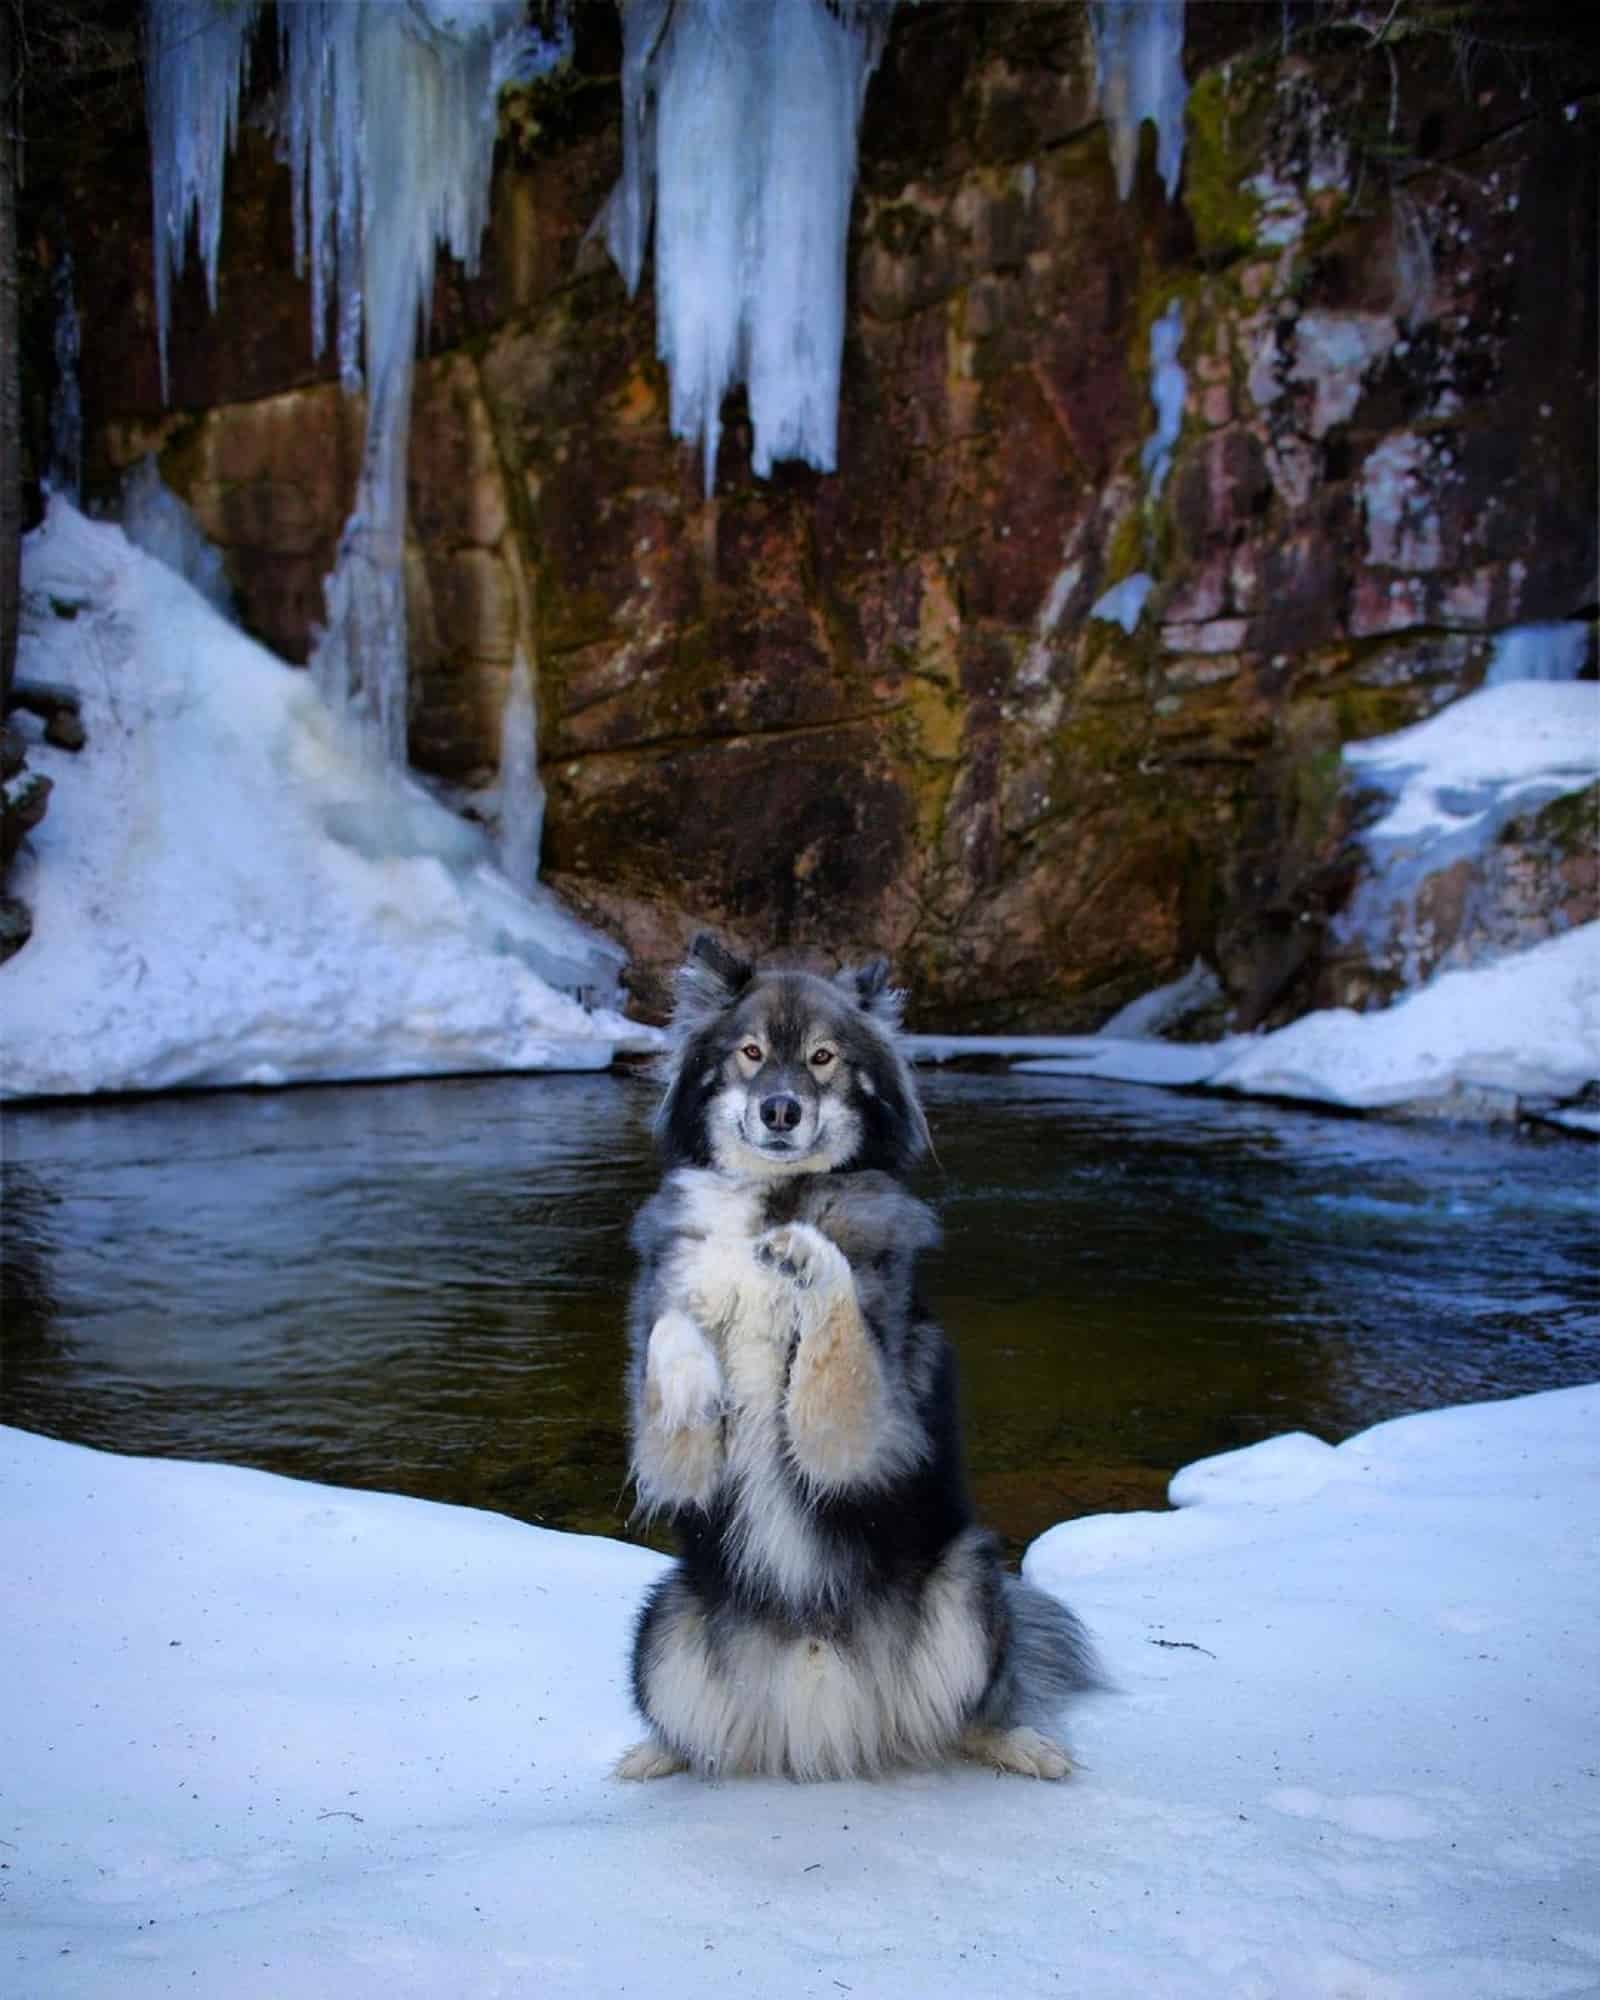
[809,1047,837,1069]
[740,1042,763,1063]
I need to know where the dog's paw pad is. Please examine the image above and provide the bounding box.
[615,1737,690,1781]
[754,1223,841,1291]
[961,1725,1073,1780]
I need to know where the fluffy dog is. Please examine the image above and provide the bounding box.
[617,935,1099,1782]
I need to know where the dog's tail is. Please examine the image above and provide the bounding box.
[1000,1576,1109,1727]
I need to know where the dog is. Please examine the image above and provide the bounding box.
[616,934,1100,1782]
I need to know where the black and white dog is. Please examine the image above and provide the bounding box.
[617,935,1099,1782]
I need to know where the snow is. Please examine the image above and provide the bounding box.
[603,0,891,491]
[0,501,638,1102]
[1090,0,1189,203]
[1209,922,1600,1112]
[5,1379,1597,1997]
[1342,680,1599,848]
[973,923,1599,1117]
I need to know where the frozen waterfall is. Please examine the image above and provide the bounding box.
[1090,0,1189,202]
[604,0,893,492]
[145,1,568,766]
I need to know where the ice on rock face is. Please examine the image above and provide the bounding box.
[497,647,544,899]
[604,0,892,492]
[121,455,235,620]
[1090,572,1154,634]
[1482,621,1593,688]
[1090,0,1189,202]
[1140,298,1185,499]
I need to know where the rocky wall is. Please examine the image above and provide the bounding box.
[53,3,1600,1026]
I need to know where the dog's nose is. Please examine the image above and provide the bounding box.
[759,1092,803,1133]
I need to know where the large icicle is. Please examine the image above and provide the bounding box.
[1090,0,1188,202]
[145,0,568,767]
[604,0,892,492]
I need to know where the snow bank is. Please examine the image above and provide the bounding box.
[987,922,1599,1116]
[1210,920,1600,1111]
[5,1380,1597,1997]
[1343,678,1598,848]
[0,502,637,1101]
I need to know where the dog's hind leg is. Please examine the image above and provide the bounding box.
[959,1722,1073,1779]
[615,1735,690,1781]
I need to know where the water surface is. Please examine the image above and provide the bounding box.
[3,1069,1595,1554]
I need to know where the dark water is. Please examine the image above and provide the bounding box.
[2,1069,1596,1556]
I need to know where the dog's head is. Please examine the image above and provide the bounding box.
[655,935,929,1178]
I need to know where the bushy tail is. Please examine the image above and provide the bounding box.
[990,1577,1108,1730]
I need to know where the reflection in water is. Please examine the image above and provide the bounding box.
[3,1070,1596,1556]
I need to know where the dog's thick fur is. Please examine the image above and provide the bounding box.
[617,936,1100,1783]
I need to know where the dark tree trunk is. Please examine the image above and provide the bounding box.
[0,0,20,701]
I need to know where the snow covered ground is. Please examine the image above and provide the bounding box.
[1,503,643,1100]
[5,1384,1597,1998]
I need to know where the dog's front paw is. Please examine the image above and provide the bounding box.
[645,1309,724,1430]
[754,1222,850,1295]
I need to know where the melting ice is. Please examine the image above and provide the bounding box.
[605,0,892,492]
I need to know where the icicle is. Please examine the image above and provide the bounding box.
[1089,0,1188,202]
[604,0,892,493]
[47,252,82,502]
[145,0,264,400]
[1140,300,1186,500]
[497,648,545,897]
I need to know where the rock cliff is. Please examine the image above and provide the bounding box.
[48,3,1600,1026]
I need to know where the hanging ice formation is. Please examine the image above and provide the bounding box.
[603,0,893,493]
[1089,0,1188,201]
[144,1,569,765]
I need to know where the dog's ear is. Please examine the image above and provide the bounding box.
[835,956,904,1029]
[672,933,754,1035]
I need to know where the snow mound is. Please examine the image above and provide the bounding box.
[7,1379,1599,1996]
[1344,678,1598,847]
[1211,921,1600,1112]
[1,502,636,1101]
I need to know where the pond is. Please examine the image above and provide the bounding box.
[2,1068,1596,1557]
